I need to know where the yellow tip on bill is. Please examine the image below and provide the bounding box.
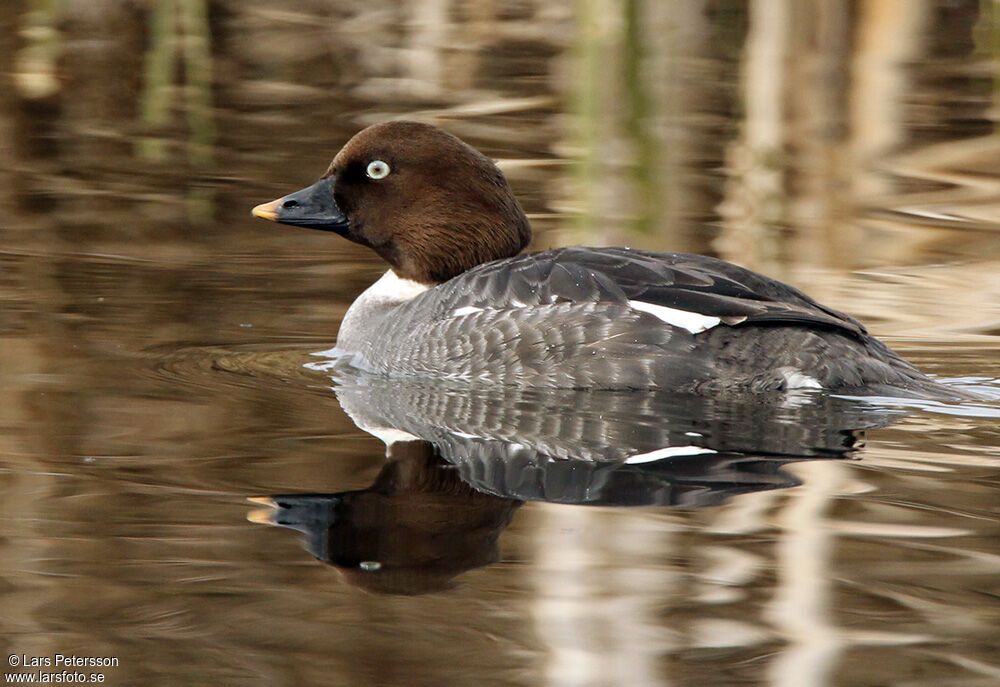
[246,507,276,524]
[251,199,281,221]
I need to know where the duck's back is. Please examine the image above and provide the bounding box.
[347,247,956,397]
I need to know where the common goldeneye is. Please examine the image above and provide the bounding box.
[252,121,963,399]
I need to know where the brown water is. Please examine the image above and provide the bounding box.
[2,2,1000,686]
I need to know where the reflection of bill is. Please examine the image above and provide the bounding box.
[248,378,892,594]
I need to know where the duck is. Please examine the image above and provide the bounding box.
[252,120,965,399]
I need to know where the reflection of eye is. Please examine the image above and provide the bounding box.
[366,160,390,179]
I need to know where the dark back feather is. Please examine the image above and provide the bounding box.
[409,247,867,339]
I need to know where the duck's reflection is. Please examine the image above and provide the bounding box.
[250,377,898,594]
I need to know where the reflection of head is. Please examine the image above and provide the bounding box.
[251,441,521,595]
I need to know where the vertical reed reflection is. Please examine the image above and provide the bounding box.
[531,505,675,687]
[137,0,176,163]
[567,0,739,251]
[622,0,654,237]
[716,0,789,275]
[766,461,845,687]
[848,0,928,267]
[569,0,606,241]
[13,0,61,100]
[138,0,216,223]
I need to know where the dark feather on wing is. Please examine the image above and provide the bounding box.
[421,247,866,339]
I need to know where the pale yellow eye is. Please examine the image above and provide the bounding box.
[366,160,390,179]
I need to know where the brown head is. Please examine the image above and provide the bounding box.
[252,121,532,284]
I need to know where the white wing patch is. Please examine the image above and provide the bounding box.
[451,306,484,317]
[627,300,721,334]
[450,299,722,335]
[624,445,716,465]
